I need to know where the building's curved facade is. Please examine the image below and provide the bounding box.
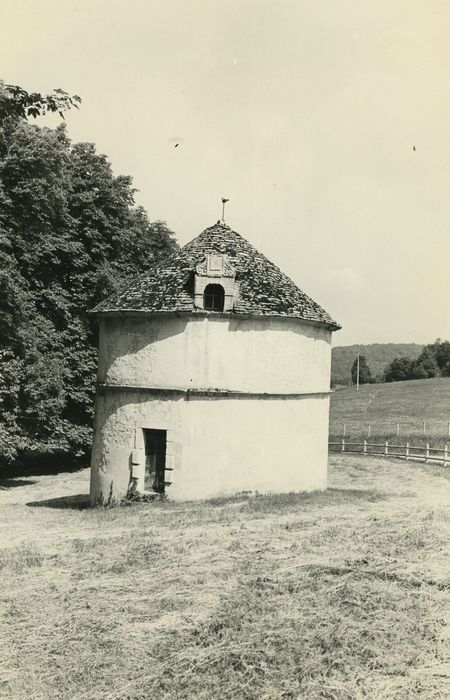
[90,223,340,503]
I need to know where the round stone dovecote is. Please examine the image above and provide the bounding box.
[90,222,340,504]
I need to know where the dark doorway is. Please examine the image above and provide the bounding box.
[143,429,167,493]
[204,283,225,311]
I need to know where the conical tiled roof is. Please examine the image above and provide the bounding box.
[92,223,340,329]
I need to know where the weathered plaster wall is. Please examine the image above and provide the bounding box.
[90,390,330,504]
[90,390,184,503]
[179,394,330,500]
[90,314,333,503]
[98,315,332,394]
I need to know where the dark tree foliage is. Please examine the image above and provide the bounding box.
[384,357,416,382]
[0,121,177,464]
[351,355,374,385]
[0,81,81,121]
[425,339,450,376]
[411,348,440,380]
[383,340,449,383]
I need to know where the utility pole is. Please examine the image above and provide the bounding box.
[356,353,360,391]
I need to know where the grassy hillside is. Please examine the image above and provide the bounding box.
[331,343,424,386]
[330,376,450,443]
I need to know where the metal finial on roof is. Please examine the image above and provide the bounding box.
[221,197,229,223]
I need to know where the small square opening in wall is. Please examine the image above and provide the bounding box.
[143,429,167,493]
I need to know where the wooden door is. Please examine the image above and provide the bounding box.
[144,429,166,493]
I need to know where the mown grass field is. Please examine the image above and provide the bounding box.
[330,377,450,446]
[1,457,450,699]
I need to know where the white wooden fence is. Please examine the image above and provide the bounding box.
[334,421,450,438]
[329,439,449,467]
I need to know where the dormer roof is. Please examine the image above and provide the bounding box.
[92,222,340,330]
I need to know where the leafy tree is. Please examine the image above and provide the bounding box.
[383,339,450,383]
[0,120,177,465]
[384,357,415,383]
[0,80,81,121]
[420,339,450,374]
[410,363,429,380]
[351,355,374,385]
[411,348,440,379]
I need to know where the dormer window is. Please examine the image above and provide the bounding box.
[194,253,236,312]
[204,284,225,311]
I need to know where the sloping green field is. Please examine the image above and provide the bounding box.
[330,377,450,442]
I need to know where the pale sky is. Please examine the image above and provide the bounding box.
[2,0,450,345]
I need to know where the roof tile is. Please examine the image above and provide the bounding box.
[92,223,341,329]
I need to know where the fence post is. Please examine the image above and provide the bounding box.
[444,444,449,467]
[363,439,367,455]
[405,442,409,461]
[396,423,400,437]
[384,440,389,457]
[343,423,346,437]
[341,438,345,453]
[425,443,430,464]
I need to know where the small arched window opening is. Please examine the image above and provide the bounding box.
[203,283,225,311]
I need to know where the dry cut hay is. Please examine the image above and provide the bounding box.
[0,455,449,699]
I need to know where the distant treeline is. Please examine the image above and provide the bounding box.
[383,340,450,382]
[332,340,450,387]
[331,343,424,386]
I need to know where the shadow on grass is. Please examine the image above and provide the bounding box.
[0,478,37,490]
[1,451,90,480]
[26,494,90,510]
[25,487,387,513]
